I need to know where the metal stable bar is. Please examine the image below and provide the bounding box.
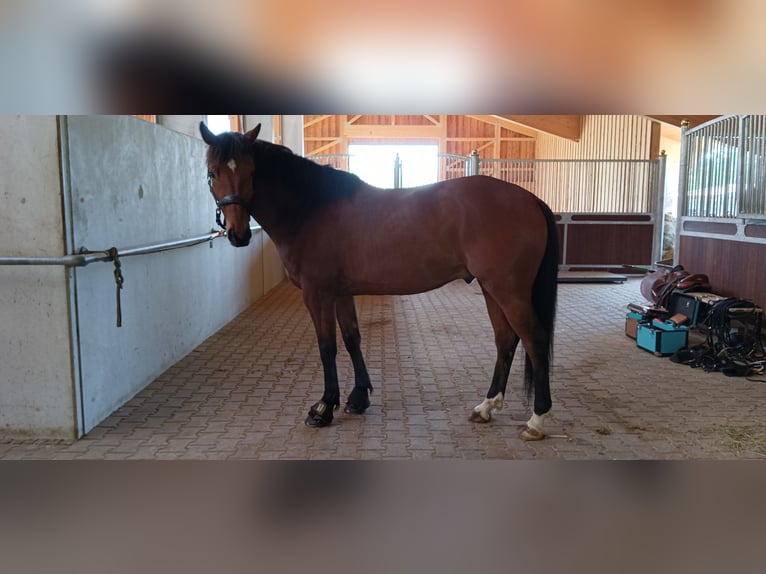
[0,226,261,268]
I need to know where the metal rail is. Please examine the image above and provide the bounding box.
[0,226,262,267]
[1,225,263,328]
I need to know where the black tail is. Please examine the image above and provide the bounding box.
[524,199,559,399]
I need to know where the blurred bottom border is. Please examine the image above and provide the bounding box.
[1,460,764,574]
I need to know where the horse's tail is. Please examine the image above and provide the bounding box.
[524,199,559,400]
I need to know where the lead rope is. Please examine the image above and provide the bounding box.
[107,247,124,327]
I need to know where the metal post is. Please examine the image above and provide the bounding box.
[674,119,691,267]
[653,151,667,264]
[394,153,402,189]
[468,150,480,176]
[735,115,746,217]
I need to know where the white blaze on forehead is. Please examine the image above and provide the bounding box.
[227,159,237,172]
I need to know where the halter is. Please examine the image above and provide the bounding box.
[208,172,251,231]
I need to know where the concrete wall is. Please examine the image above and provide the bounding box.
[0,116,76,439]
[1,115,291,439]
[156,115,207,138]
[63,115,275,434]
[282,115,305,156]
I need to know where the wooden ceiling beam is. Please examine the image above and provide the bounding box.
[645,115,721,129]
[305,139,342,155]
[446,137,532,142]
[464,115,539,139]
[476,141,494,153]
[304,115,331,129]
[344,124,443,139]
[499,115,581,141]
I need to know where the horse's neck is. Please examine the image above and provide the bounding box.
[248,180,305,247]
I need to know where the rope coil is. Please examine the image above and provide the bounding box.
[106,247,124,327]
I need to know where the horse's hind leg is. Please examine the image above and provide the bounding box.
[336,295,373,415]
[496,295,553,440]
[470,285,520,423]
[471,273,553,439]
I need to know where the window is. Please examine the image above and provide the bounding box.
[206,115,242,134]
[348,143,438,188]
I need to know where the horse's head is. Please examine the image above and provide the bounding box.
[200,121,262,247]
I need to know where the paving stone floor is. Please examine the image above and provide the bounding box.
[3,277,766,459]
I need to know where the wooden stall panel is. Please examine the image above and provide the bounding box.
[679,235,766,310]
[565,223,654,266]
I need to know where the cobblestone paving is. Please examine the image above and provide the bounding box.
[3,277,766,459]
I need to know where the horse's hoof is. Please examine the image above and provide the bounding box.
[344,388,370,414]
[305,416,331,428]
[469,410,491,423]
[520,426,545,441]
[305,401,333,427]
[344,403,368,415]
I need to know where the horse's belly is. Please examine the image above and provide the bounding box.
[343,257,468,296]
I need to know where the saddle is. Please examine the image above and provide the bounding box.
[640,265,711,309]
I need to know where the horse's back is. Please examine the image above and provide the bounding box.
[443,176,549,241]
[295,175,551,295]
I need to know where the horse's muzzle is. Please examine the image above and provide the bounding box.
[227,227,252,247]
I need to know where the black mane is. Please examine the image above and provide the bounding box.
[252,140,361,209]
[207,133,361,213]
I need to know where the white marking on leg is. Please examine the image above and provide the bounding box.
[227,158,237,172]
[526,410,552,434]
[472,392,504,421]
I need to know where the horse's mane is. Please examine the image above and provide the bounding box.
[207,133,361,212]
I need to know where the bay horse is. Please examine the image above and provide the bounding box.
[200,122,559,440]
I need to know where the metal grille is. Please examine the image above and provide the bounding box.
[480,159,659,213]
[478,158,658,213]
[740,115,766,217]
[314,152,660,214]
[438,153,470,180]
[682,115,741,218]
[309,154,351,171]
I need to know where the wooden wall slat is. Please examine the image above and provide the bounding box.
[679,235,766,309]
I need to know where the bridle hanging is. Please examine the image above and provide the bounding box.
[208,172,251,231]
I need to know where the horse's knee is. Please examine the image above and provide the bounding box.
[342,330,361,353]
[318,340,337,362]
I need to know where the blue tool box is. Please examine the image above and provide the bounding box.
[636,318,689,356]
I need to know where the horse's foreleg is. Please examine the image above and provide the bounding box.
[470,286,520,423]
[336,295,373,415]
[303,289,340,427]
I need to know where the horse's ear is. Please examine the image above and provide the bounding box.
[244,123,261,145]
[199,121,217,146]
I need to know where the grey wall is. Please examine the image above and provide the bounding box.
[156,115,207,138]
[1,115,290,439]
[63,115,278,434]
[282,115,305,155]
[0,116,76,439]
